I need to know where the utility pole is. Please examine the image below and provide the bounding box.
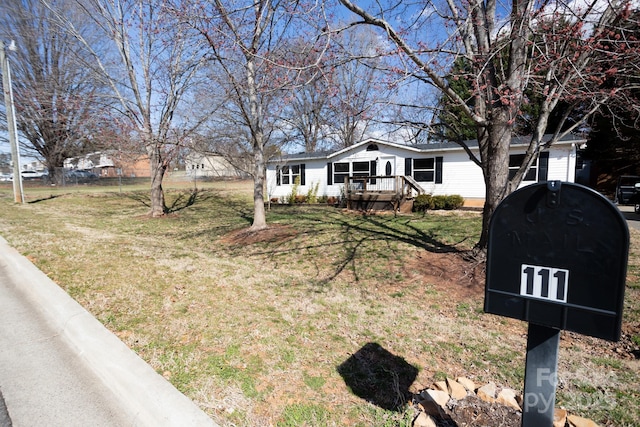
[1,40,24,204]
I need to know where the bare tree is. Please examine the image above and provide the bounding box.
[326,27,389,148]
[0,0,107,179]
[175,0,329,230]
[45,0,208,216]
[338,0,640,250]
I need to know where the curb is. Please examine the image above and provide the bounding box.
[0,236,217,426]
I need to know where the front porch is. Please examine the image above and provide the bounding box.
[345,175,425,213]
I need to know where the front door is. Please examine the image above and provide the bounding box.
[380,156,395,176]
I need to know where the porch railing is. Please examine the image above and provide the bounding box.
[346,175,425,198]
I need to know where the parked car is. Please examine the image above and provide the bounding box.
[65,169,98,182]
[614,175,640,205]
[0,173,12,182]
[20,170,46,180]
[630,183,640,214]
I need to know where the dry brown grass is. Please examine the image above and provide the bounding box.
[0,181,638,426]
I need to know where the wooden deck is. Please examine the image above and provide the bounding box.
[345,175,423,213]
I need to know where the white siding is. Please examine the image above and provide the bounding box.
[266,141,578,202]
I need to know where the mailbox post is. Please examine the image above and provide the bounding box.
[485,181,629,426]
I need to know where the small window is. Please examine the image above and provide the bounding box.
[413,158,435,182]
[352,161,370,176]
[278,164,303,185]
[385,161,392,176]
[333,162,349,184]
[509,154,537,181]
[366,144,379,151]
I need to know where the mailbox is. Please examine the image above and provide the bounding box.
[485,181,629,341]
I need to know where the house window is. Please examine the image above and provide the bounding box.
[509,154,537,181]
[413,158,435,182]
[281,165,300,184]
[333,162,349,184]
[366,144,379,151]
[277,164,305,185]
[352,161,370,177]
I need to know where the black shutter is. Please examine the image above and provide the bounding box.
[300,164,306,185]
[538,152,549,182]
[327,163,333,185]
[405,158,412,176]
[370,160,377,184]
[276,166,281,186]
[435,157,443,184]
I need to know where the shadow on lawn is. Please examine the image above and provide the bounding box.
[337,342,418,412]
[122,189,228,214]
[246,207,471,284]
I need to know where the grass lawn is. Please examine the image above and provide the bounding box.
[0,180,638,426]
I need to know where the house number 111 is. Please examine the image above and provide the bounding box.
[520,264,569,303]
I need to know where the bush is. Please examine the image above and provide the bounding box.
[432,195,448,210]
[444,195,464,210]
[413,194,464,212]
[306,182,320,204]
[413,194,434,212]
[287,176,301,204]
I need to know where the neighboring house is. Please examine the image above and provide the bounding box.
[185,152,248,179]
[65,152,151,178]
[266,134,586,207]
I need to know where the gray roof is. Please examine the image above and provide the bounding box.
[270,134,585,163]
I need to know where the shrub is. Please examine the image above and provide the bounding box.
[413,194,434,212]
[445,195,464,210]
[287,176,301,204]
[413,194,464,212]
[306,182,320,204]
[294,195,307,204]
[432,195,448,210]
[317,195,328,204]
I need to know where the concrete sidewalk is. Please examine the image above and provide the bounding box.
[0,236,217,426]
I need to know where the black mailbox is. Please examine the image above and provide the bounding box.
[485,181,629,341]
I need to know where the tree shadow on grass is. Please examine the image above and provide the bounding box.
[122,189,222,214]
[337,342,418,412]
[28,194,65,204]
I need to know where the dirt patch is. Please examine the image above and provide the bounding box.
[436,395,522,427]
[407,250,485,299]
[221,225,298,245]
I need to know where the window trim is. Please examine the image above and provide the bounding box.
[276,163,305,186]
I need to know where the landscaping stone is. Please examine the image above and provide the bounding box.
[476,382,497,403]
[433,380,448,393]
[554,408,568,427]
[568,414,601,427]
[446,377,468,400]
[413,374,602,427]
[496,387,521,411]
[412,412,437,427]
[456,376,475,392]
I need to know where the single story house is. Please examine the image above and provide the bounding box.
[185,152,249,179]
[65,151,151,178]
[266,134,587,208]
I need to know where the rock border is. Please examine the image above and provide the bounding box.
[413,376,601,427]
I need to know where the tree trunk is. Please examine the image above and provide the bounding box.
[476,123,512,250]
[250,139,267,230]
[149,143,167,217]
